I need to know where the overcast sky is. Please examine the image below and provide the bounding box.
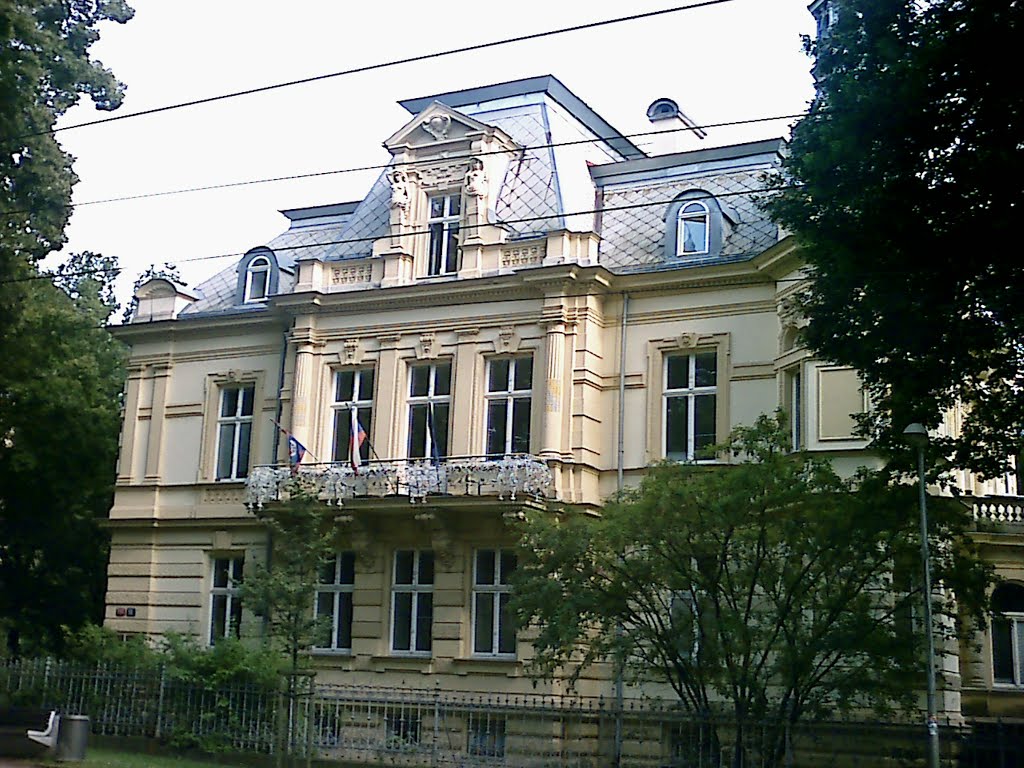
[52,0,817,308]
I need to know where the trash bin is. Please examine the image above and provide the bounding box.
[55,714,89,761]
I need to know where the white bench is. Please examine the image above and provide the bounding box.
[26,710,59,749]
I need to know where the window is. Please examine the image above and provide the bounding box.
[244,256,271,302]
[391,550,434,654]
[664,352,717,461]
[215,384,255,480]
[473,549,517,656]
[332,368,374,467]
[785,366,803,450]
[315,552,355,652]
[209,556,243,644]
[485,357,532,456]
[468,714,506,757]
[992,583,1024,686]
[676,202,710,256]
[427,192,461,276]
[407,362,450,459]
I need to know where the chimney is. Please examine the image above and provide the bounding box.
[645,99,707,156]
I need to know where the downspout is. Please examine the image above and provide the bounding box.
[614,291,629,768]
[262,320,292,639]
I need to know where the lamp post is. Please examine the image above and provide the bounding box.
[903,423,940,768]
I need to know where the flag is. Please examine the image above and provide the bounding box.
[288,435,307,475]
[349,407,367,473]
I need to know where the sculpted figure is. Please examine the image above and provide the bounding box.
[465,158,488,198]
[389,169,410,211]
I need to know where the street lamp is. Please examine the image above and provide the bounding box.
[903,423,940,768]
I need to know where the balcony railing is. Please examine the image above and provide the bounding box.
[245,455,553,510]
[972,495,1024,526]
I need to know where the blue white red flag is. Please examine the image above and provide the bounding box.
[288,435,307,474]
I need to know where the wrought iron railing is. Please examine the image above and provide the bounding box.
[245,454,553,509]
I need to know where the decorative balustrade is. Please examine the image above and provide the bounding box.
[245,455,553,510]
[972,495,1024,526]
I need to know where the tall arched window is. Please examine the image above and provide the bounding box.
[244,257,270,302]
[676,202,710,256]
[991,582,1024,686]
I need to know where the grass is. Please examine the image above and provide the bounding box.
[43,747,247,768]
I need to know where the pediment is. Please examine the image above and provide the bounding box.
[383,101,514,152]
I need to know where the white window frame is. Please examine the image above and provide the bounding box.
[244,256,271,302]
[663,351,718,461]
[390,549,434,655]
[407,361,451,459]
[484,357,533,456]
[209,556,243,645]
[331,367,374,467]
[676,201,710,257]
[215,384,255,480]
[314,552,356,653]
[426,192,461,276]
[991,584,1024,687]
[472,549,517,658]
[785,365,804,451]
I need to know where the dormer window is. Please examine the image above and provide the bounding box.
[427,192,461,276]
[244,257,271,302]
[676,202,710,256]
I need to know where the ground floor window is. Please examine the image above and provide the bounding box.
[468,713,506,757]
[209,556,243,644]
[391,550,434,653]
[992,582,1024,686]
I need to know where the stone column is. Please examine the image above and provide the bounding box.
[539,312,567,461]
[117,365,145,484]
[144,363,172,482]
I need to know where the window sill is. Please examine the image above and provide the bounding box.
[310,649,353,657]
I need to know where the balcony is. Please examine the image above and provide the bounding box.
[245,454,553,510]
[972,495,1024,526]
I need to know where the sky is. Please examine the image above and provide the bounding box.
[51,0,818,309]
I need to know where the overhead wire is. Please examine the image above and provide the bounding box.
[14,0,749,141]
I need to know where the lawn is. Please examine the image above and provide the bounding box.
[46,747,246,768]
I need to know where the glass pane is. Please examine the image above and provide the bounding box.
[511,399,531,454]
[415,593,433,652]
[513,357,532,391]
[221,388,238,417]
[339,552,355,584]
[498,593,515,654]
[428,224,443,274]
[357,407,372,461]
[337,593,353,650]
[395,551,414,584]
[216,424,236,479]
[357,369,375,401]
[430,196,445,218]
[231,558,244,582]
[229,596,242,638]
[213,559,229,588]
[236,422,251,477]
[474,593,494,654]
[448,194,461,216]
[240,385,255,416]
[432,403,449,457]
[489,359,510,393]
[336,370,354,402]
[392,593,412,651]
[476,550,496,586]
[316,591,335,628]
[694,395,717,457]
[333,410,351,463]
[410,366,430,397]
[249,270,268,299]
[993,618,1013,683]
[694,352,717,387]
[666,356,689,391]
[445,225,460,273]
[486,401,507,456]
[319,558,336,584]
[500,552,517,585]
[211,595,227,642]
[682,217,708,254]
[665,397,689,458]
[408,406,427,458]
[418,551,434,585]
[434,363,451,395]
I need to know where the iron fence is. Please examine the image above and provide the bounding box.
[2,658,1022,766]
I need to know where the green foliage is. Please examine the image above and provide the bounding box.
[0,253,126,656]
[766,0,1024,477]
[512,415,991,765]
[159,633,280,689]
[61,623,159,668]
[240,477,336,681]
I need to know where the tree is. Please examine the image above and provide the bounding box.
[511,416,992,768]
[0,252,125,655]
[766,0,1024,477]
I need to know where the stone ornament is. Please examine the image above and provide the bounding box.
[421,113,452,141]
[388,169,411,212]
[465,158,488,198]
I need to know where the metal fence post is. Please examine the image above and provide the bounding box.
[432,683,440,768]
[154,664,167,740]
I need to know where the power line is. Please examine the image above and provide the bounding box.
[13,0,745,141]
[3,113,801,216]
[0,185,800,285]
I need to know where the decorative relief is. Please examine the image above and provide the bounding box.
[464,158,488,198]
[417,162,469,189]
[416,332,439,360]
[388,169,414,215]
[331,264,372,286]
[421,113,452,141]
[500,244,545,269]
[340,338,361,365]
[203,487,246,505]
[677,332,701,349]
[494,326,521,354]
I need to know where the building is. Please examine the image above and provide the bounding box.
[106,75,1023,717]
